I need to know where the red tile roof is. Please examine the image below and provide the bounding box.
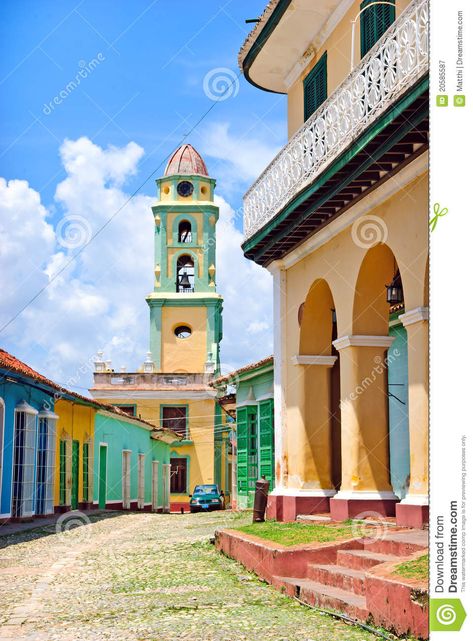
[211,356,273,386]
[0,348,179,439]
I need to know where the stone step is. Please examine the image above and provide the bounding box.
[307,563,366,595]
[275,576,369,621]
[360,530,428,556]
[337,549,397,570]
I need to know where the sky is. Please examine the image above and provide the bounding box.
[0,0,287,393]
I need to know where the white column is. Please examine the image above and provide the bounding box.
[268,261,287,490]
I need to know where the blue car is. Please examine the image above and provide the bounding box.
[189,484,224,512]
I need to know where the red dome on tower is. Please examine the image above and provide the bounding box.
[164,144,208,177]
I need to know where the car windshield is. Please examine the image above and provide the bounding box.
[193,485,218,495]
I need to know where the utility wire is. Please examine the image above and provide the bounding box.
[0,71,242,336]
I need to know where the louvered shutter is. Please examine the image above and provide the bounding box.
[236,407,249,495]
[360,0,395,59]
[258,399,274,490]
[303,52,327,121]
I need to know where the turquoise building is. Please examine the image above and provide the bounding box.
[93,410,177,512]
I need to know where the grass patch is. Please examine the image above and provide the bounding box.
[234,520,355,546]
[394,554,428,581]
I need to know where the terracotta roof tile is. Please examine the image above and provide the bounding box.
[0,348,179,439]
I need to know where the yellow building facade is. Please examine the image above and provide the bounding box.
[54,399,95,511]
[91,144,223,510]
[239,0,428,527]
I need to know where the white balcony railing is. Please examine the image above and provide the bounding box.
[243,0,428,241]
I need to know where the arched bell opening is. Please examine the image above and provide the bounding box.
[176,255,195,293]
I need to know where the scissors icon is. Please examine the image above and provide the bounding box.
[429,203,448,232]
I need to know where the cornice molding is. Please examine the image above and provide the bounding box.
[399,306,429,327]
[333,335,395,350]
[291,354,337,366]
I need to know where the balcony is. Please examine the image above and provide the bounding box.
[91,371,212,390]
[243,0,428,244]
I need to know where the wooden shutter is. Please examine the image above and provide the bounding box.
[303,52,327,121]
[258,399,274,490]
[360,0,395,59]
[236,407,249,494]
[59,440,66,505]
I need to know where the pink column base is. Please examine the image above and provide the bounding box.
[266,493,331,522]
[330,497,398,521]
[395,502,429,528]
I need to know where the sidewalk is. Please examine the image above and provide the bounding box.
[0,510,109,538]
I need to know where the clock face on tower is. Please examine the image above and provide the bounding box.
[177,180,194,197]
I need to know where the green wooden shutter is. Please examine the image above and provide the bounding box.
[59,440,66,505]
[236,407,249,495]
[360,0,395,59]
[258,399,274,490]
[71,440,79,510]
[303,52,327,121]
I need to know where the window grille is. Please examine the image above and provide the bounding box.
[12,402,37,518]
[36,410,58,515]
[137,453,145,509]
[122,450,131,509]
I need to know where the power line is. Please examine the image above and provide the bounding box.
[0,71,242,336]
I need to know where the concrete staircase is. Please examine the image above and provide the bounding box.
[275,530,427,622]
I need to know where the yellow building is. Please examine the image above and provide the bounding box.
[90,144,224,511]
[54,398,95,512]
[239,0,428,527]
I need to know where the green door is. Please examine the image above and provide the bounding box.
[258,399,275,490]
[59,440,67,505]
[98,445,107,509]
[71,440,79,509]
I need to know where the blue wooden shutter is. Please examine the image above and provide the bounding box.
[360,0,395,59]
[303,52,327,121]
[258,399,274,490]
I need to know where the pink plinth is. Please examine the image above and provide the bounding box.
[266,494,330,522]
[329,497,398,520]
[395,502,429,528]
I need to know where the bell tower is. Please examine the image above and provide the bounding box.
[146,144,223,375]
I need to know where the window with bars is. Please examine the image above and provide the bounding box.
[137,453,145,509]
[161,406,187,437]
[36,411,57,515]
[152,460,159,510]
[170,457,187,494]
[122,450,131,509]
[360,0,396,59]
[12,403,37,518]
[303,52,327,122]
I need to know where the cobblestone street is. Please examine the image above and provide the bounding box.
[0,511,381,641]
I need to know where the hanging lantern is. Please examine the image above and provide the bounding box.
[385,269,403,305]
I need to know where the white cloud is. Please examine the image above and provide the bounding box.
[0,137,273,391]
[201,121,283,198]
